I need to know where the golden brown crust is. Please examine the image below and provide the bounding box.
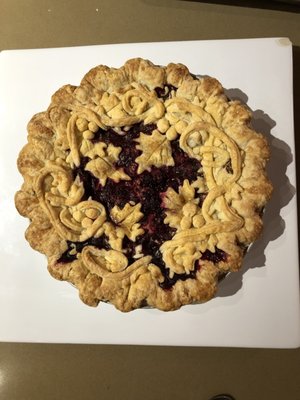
[15,58,273,312]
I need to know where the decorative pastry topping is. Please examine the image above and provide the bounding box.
[162,241,201,276]
[110,202,144,241]
[15,58,272,312]
[84,142,130,185]
[135,129,174,173]
[163,180,202,230]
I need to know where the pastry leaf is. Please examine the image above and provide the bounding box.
[135,130,174,173]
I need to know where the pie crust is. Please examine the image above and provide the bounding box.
[15,58,273,312]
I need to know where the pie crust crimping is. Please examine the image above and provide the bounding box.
[15,58,273,312]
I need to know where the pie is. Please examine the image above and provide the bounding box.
[15,58,273,312]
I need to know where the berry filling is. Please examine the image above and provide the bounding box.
[201,248,227,264]
[59,235,110,263]
[58,122,227,289]
[159,261,201,291]
[225,160,233,174]
[155,85,177,100]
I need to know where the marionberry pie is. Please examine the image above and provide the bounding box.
[15,58,273,312]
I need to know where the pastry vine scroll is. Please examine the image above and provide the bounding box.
[160,112,245,277]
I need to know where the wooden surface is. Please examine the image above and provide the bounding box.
[1,1,299,399]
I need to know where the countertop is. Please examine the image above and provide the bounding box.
[0,1,300,399]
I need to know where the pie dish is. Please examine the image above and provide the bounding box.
[15,58,273,312]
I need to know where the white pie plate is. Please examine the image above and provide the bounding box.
[0,38,299,348]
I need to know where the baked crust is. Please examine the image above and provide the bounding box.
[15,58,273,312]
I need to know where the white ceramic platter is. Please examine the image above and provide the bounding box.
[0,38,299,347]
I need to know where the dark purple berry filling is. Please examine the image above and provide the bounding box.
[159,260,201,290]
[225,160,233,174]
[201,248,227,263]
[195,192,207,208]
[154,85,177,101]
[59,235,110,263]
[59,122,227,289]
